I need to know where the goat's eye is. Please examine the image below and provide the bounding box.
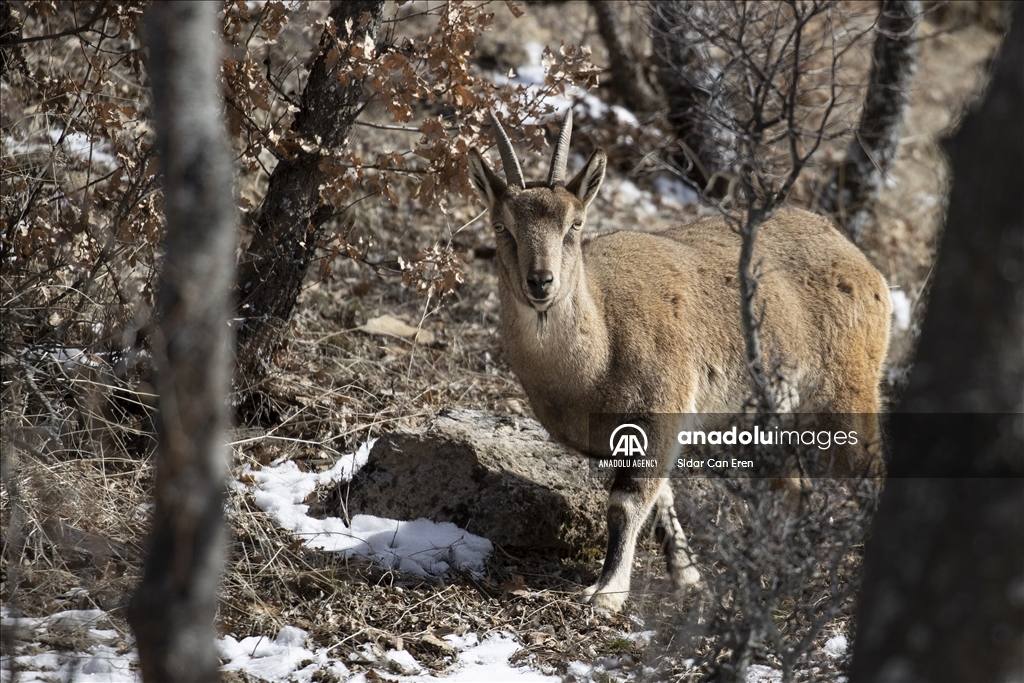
[493,223,506,233]
[570,220,583,231]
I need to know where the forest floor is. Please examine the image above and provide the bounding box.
[1,2,1005,682]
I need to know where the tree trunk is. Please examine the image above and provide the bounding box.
[588,0,662,113]
[649,1,731,198]
[235,1,384,380]
[129,3,236,681]
[851,9,1023,681]
[820,0,920,243]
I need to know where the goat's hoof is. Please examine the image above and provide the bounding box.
[581,584,627,612]
[676,564,702,587]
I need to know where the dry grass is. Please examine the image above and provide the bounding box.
[1,2,1005,680]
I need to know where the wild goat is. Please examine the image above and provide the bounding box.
[467,109,892,612]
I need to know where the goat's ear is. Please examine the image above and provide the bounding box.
[468,148,506,208]
[566,148,606,209]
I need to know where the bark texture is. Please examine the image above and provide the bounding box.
[129,3,236,681]
[235,1,384,379]
[851,10,1024,681]
[820,0,920,242]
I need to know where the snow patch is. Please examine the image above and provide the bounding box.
[246,440,494,577]
[3,608,559,683]
[890,289,912,330]
[746,663,783,682]
[220,629,553,683]
[1,608,140,683]
[609,180,658,216]
[623,630,657,645]
[436,634,555,682]
[653,175,699,209]
[384,648,423,675]
[824,634,848,658]
[609,105,639,127]
[220,626,346,682]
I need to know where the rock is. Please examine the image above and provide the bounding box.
[340,409,608,554]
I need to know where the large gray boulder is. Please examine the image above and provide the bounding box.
[340,409,608,554]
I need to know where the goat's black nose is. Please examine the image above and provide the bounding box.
[527,270,554,299]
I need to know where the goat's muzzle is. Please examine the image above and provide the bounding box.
[526,269,555,304]
[528,270,552,299]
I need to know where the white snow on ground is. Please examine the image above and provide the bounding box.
[390,633,557,682]
[3,129,118,172]
[2,433,851,682]
[890,289,912,330]
[1,609,139,683]
[47,129,119,170]
[652,175,699,209]
[609,179,659,216]
[245,439,494,577]
[746,663,783,683]
[2,610,558,683]
[1,432,549,683]
[220,625,351,682]
[824,634,849,659]
[1,441,527,683]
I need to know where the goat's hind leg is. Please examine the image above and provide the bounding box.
[654,481,702,589]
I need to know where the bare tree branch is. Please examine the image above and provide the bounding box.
[0,1,113,46]
[642,5,881,678]
[0,0,26,78]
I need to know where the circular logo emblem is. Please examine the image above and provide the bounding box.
[609,423,648,457]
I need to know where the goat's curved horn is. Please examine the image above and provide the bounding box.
[488,109,525,189]
[547,108,573,187]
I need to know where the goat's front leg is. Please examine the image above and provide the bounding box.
[582,471,663,612]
